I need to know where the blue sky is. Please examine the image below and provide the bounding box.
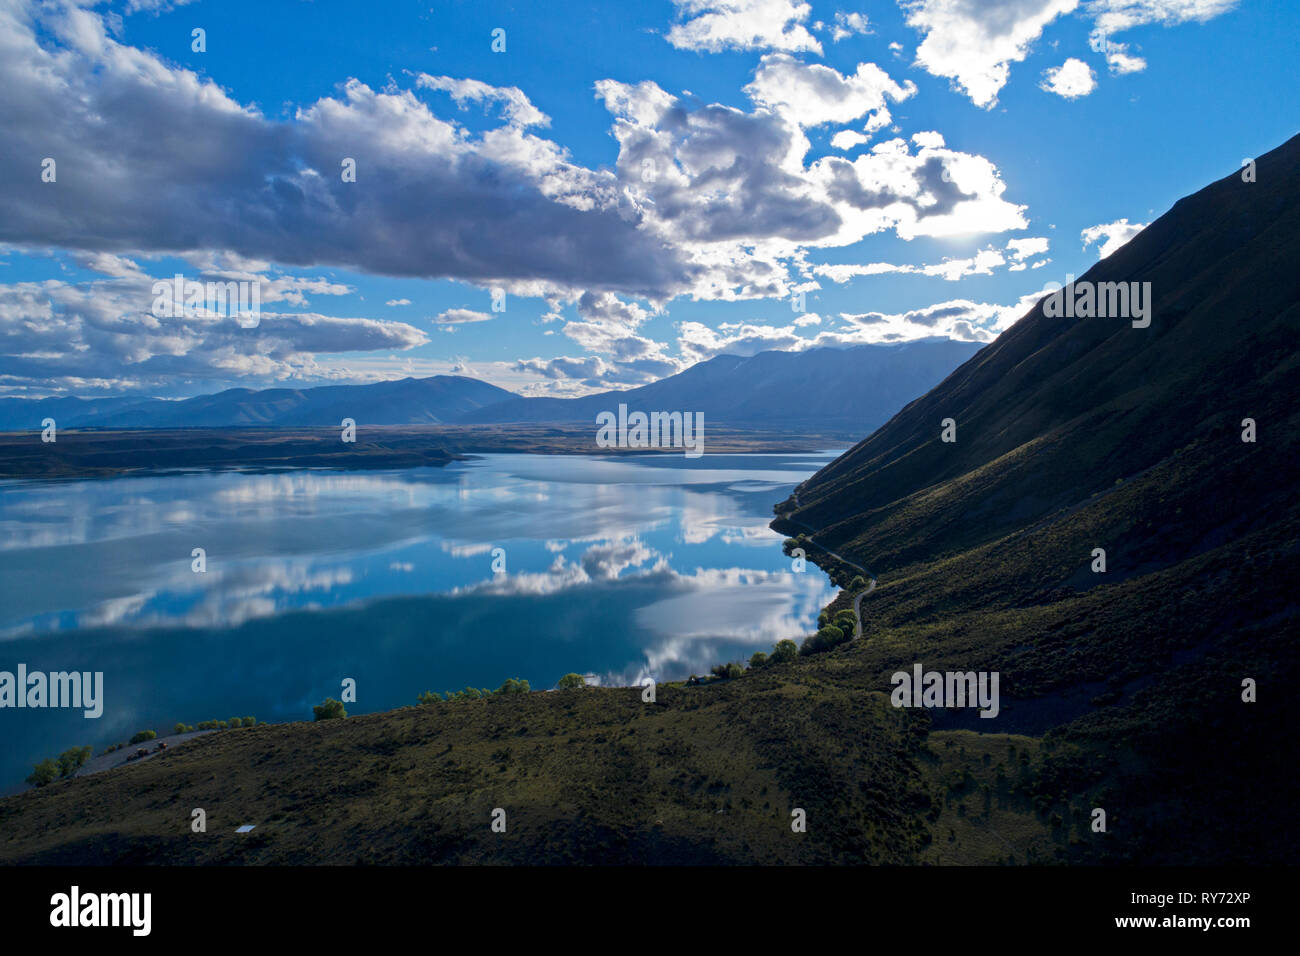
[0,0,1295,398]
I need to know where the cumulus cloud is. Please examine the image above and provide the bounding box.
[0,270,426,394]
[673,293,1036,360]
[1006,236,1051,260]
[813,237,1049,283]
[415,74,550,128]
[1081,218,1148,257]
[598,81,1028,296]
[830,11,871,42]
[0,1,694,301]
[0,0,1049,395]
[1087,0,1240,35]
[743,53,916,131]
[903,0,1081,108]
[666,0,822,54]
[1041,58,1098,98]
[830,129,870,151]
[1086,1,1237,74]
[1103,47,1148,73]
[434,308,493,325]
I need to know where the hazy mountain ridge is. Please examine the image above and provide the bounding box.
[0,341,982,431]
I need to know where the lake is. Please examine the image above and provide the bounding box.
[0,452,838,788]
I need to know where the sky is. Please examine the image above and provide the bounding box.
[0,0,1295,399]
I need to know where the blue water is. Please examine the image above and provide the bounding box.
[0,452,838,788]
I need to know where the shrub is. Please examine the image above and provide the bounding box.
[769,639,798,664]
[801,625,849,656]
[749,651,768,669]
[556,673,587,690]
[228,717,242,728]
[26,760,58,788]
[312,697,347,721]
[56,745,93,778]
[243,716,256,727]
[418,690,442,704]
[496,677,530,695]
[174,723,187,735]
[711,662,743,680]
[834,609,858,632]
[129,730,156,745]
[849,575,867,590]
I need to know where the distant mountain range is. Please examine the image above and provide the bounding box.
[774,131,1300,863]
[0,339,981,431]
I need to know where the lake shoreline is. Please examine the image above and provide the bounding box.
[0,424,855,480]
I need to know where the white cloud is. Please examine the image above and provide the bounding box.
[830,11,871,42]
[903,0,1081,108]
[830,129,870,151]
[1080,218,1148,257]
[0,2,693,303]
[814,237,1048,283]
[1086,0,1239,35]
[666,0,822,54]
[1104,48,1148,73]
[385,298,411,306]
[1041,58,1098,98]
[1006,237,1051,260]
[415,74,550,128]
[434,308,493,325]
[744,53,915,130]
[0,271,427,394]
[1087,2,1238,72]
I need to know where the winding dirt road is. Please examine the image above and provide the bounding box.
[785,486,876,639]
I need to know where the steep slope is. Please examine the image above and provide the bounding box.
[772,131,1300,863]
[461,340,982,429]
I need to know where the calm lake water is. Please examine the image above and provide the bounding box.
[0,452,838,787]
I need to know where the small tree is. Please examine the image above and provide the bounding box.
[243,716,256,727]
[749,651,768,669]
[770,639,798,664]
[418,690,442,705]
[496,677,530,695]
[556,673,587,690]
[56,746,92,778]
[228,717,243,728]
[849,575,866,590]
[26,760,58,788]
[174,723,187,735]
[313,697,347,721]
[129,729,156,745]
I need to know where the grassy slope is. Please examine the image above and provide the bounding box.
[0,667,959,865]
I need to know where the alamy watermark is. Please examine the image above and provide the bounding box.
[890,663,999,718]
[50,886,150,936]
[0,664,103,718]
[151,273,262,328]
[1041,273,1152,328]
[596,403,704,458]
